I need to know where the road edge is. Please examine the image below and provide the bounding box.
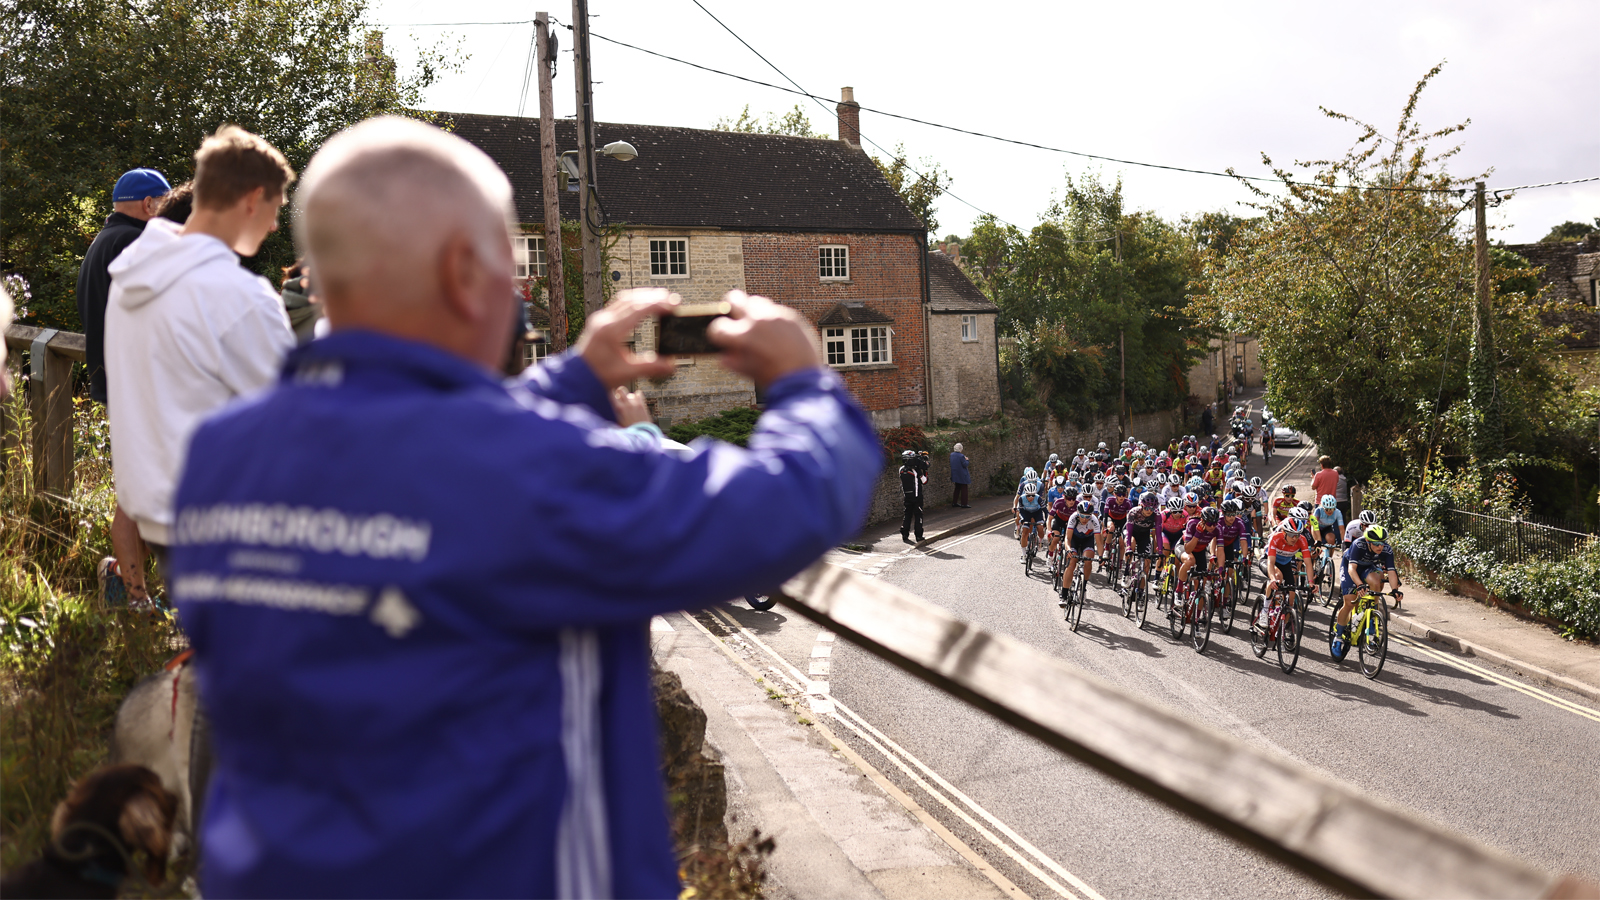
[1389,612,1600,704]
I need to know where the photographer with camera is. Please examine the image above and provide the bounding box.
[166,117,880,898]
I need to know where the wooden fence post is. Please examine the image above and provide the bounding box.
[6,325,86,498]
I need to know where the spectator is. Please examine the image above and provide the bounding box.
[152,180,195,224]
[1199,403,1214,436]
[900,450,927,542]
[950,442,971,507]
[1335,465,1351,522]
[79,168,169,404]
[1312,455,1339,505]
[279,258,324,344]
[104,126,296,560]
[166,116,880,898]
[77,168,170,608]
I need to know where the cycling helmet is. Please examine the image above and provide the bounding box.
[1201,507,1220,524]
[1023,467,1037,479]
[1281,484,1296,495]
[1167,473,1182,485]
[1158,450,1169,459]
[1320,495,1337,510]
[1364,525,1388,543]
[1140,493,1158,508]
[1114,483,1129,496]
[1022,483,1039,497]
[1165,497,1183,512]
[1222,499,1243,515]
[1290,506,1310,520]
[1048,452,1059,462]
[1359,510,1377,526]
[1187,476,1204,489]
[1063,487,1079,500]
[1094,474,1106,484]
[1077,500,1094,513]
[1183,491,1200,506]
[1298,500,1315,513]
[1054,475,1066,486]
[1284,517,1305,534]
[1076,448,1086,455]
[1241,485,1258,498]
[901,449,918,460]
[1250,476,1263,487]
[1097,441,1108,450]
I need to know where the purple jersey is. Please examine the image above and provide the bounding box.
[1183,519,1219,545]
[1217,516,1248,545]
[1103,496,1133,521]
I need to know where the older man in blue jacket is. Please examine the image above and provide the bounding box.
[167,117,880,898]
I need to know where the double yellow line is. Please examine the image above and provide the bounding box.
[1391,633,1600,724]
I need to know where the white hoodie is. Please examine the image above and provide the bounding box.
[105,218,294,544]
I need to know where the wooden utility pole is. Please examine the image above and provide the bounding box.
[1115,229,1127,445]
[571,0,604,314]
[1469,180,1503,468]
[535,12,567,352]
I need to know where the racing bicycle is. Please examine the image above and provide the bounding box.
[1249,582,1302,673]
[1328,568,1398,679]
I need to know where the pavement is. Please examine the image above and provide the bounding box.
[652,403,1600,890]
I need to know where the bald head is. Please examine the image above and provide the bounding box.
[295,116,518,368]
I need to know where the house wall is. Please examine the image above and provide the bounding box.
[742,232,927,429]
[612,228,757,429]
[928,311,999,422]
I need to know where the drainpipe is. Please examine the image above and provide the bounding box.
[918,233,933,425]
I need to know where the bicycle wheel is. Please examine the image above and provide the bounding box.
[746,594,777,611]
[1134,577,1149,629]
[1191,585,1213,653]
[1358,600,1389,679]
[1109,541,1124,592]
[1217,572,1237,635]
[1277,604,1301,674]
[1025,537,1035,574]
[1325,565,1341,608]
[1050,547,1062,591]
[1249,595,1270,658]
[1168,586,1188,641]
[1070,570,1087,632]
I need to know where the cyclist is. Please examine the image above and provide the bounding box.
[1123,492,1160,584]
[1058,500,1102,598]
[1343,509,1377,548]
[1261,423,1275,461]
[1333,525,1405,656]
[1047,486,1074,562]
[1272,485,1297,524]
[1259,516,1315,626]
[1100,482,1133,566]
[1313,495,1344,549]
[1176,506,1222,605]
[1014,473,1047,562]
[1071,447,1088,472]
[1046,474,1068,510]
[1218,498,1252,571]
[1043,452,1062,479]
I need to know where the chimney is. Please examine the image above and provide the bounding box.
[949,241,961,266]
[836,86,860,149]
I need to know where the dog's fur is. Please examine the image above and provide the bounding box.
[0,764,178,898]
[109,656,208,851]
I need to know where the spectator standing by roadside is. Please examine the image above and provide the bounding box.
[900,449,927,542]
[77,168,170,608]
[104,126,296,560]
[1312,455,1339,506]
[279,259,324,343]
[1199,403,1214,436]
[166,116,879,897]
[950,442,971,507]
[1334,465,1351,522]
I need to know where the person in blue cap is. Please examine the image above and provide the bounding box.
[167,116,880,898]
[78,167,169,608]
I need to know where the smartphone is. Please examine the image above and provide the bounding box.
[655,302,731,355]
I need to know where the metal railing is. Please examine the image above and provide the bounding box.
[3,324,83,496]
[1386,498,1598,566]
[773,563,1595,899]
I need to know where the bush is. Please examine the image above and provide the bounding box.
[989,463,1018,496]
[879,425,929,459]
[668,406,761,447]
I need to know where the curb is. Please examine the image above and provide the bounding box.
[1389,612,1600,704]
[915,508,1015,547]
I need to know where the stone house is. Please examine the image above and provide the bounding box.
[925,245,999,422]
[447,101,932,430]
[1505,236,1600,387]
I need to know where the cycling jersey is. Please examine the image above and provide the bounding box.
[1065,511,1101,534]
[1125,507,1158,534]
[1046,487,1066,509]
[1313,507,1344,533]
[1271,497,1296,521]
[1049,497,1073,522]
[1217,516,1249,546]
[1266,530,1310,565]
[1017,490,1044,512]
[1344,538,1395,574]
[1159,511,1188,535]
[1102,496,1133,522]
[1343,520,1366,544]
[1183,519,1220,547]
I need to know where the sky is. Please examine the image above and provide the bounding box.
[369,0,1599,243]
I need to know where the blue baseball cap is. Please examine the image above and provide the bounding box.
[112,168,171,202]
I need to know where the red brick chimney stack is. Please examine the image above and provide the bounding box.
[837,86,861,149]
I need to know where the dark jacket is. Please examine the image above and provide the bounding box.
[949,451,970,485]
[76,212,148,403]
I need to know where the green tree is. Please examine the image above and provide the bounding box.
[714,104,828,139]
[968,174,1205,424]
[1193,65,1571,487]
[1,0,457,329]
[871,145,951,237]
[1539,218,1599,243]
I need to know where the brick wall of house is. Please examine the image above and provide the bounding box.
[742,232,926,428]
[613,228,757,429]
[928,312,999,422]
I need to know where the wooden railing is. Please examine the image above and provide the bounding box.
[775,563,1597,900]
[3,324,84,496]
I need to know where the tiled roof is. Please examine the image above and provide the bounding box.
[927,251,998,313]
[816,302,894,326]
[443,112,925,234]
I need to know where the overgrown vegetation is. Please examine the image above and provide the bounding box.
[1,391,185,879]
[668,407,762,447]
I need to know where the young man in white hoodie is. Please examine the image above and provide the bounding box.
[105,126,297,560]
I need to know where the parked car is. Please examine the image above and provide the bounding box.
[1269,418,1302,447]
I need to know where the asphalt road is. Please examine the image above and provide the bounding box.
[715,429,1600,899]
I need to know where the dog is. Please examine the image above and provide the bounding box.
[109,649,212,855]
[0,764,178,898]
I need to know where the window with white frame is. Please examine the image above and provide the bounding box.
[960,314,978,342]
[819,245,849,280]
[513,235,546,279]
[523,339,550,368]
[824,328,847,365]
[649,239,688,277]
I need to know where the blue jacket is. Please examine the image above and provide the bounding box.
[949,451,970,484]
[169,331,879,898]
